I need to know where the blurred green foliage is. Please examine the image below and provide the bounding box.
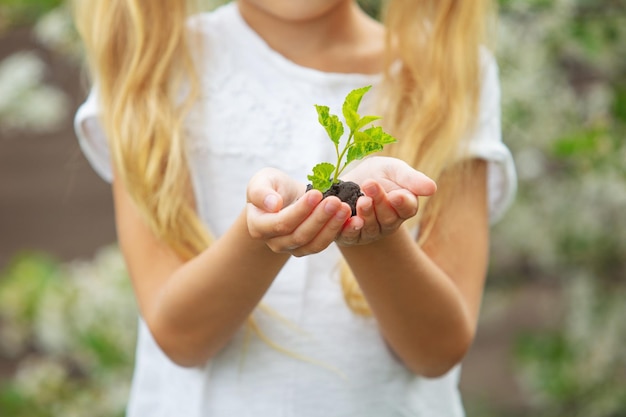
[491,0,626,285]
[489,0,626,416]
[515,276,626,417]
[0,248,136,417]
[0,0,63,30]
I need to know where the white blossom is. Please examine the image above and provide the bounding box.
[0,51,70,132]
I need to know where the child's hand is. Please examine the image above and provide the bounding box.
[246,168,352,256]
[337,157,437,246]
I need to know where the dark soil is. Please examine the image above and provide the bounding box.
[307,180,363,216]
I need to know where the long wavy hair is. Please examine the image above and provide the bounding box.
[342,0,495,314]
[72,0,494,316]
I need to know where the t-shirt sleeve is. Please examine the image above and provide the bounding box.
[73,87,113,183]
[466,50,517,224]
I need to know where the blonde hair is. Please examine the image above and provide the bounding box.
[342,0,495,314]
[72,0,493,315]
[72,0,211,260]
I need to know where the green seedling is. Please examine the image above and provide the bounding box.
[308,85,397,193]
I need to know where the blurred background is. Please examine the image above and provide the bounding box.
[0,0,624,416]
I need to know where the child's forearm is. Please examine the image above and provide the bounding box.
[338,228,475,378]
[145,210,289,367]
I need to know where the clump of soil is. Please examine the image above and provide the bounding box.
[306,180,363,216]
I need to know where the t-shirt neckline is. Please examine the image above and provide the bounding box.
[223,2,382,86]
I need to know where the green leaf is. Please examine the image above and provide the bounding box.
[315,105,344,145]
[342,86,372,131]
[308,85,398,188]
[364,126,397,145]
[307,162,335,192]
[356,115,381,131]
[353,130,372,143]
[346,142,383,164]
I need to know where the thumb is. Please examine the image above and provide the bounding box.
[393,162,437,197]
[262,193,283,212]
[246,168,285,213]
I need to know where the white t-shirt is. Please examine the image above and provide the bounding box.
[74,3,516,417]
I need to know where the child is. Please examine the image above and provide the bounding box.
[72,0,516,415]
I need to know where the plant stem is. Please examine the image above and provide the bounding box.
[333,141,341,181]
[333,131,354,183]
[336,162,349,179]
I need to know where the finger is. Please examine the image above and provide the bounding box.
[355,195,380,241]
[247,168,282,212]
[391,163,437,197]
[247,190,322,240]
[290,201,352,256]
[336,216,364,246]
[267,197,349,254]
[247,168,302,212]
[387,189,419,219]
[362,181,399,227]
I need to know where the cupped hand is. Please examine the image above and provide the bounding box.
[246,168,352,256]
[337,156,437,246]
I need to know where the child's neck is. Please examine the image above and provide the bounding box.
[237,0,385,75]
